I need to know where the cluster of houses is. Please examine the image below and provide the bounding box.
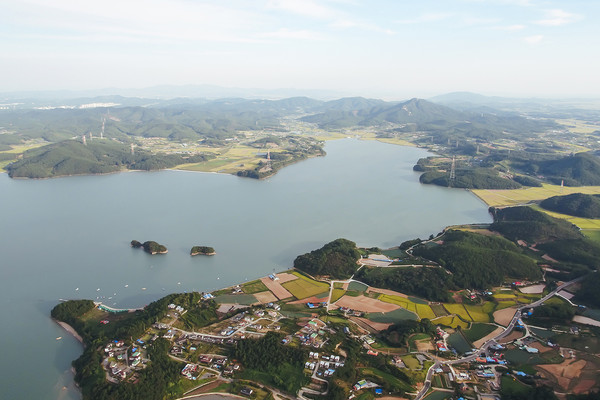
[181,363,201,380]
[103,340,146,381]
[338,307,363,317]
[305,352,345,378]
[295,319,329,347]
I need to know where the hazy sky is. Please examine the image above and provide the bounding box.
[1,0,598,98]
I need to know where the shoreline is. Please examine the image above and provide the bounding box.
[54,319,85,345]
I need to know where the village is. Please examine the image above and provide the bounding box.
[88,259,600,400]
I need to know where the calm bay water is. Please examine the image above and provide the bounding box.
[0,139,491,400]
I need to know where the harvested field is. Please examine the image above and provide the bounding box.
[275,272,298,283]
[253,291,278,304]
[355,317,393,332]
[260,276,294,300]
[519,284,545,294]
[473,327,504,348]
[493,306,518,326]
[216,303,248,314]
[573,315,600,327]
[367,287,408,297]
[336,295,400,313]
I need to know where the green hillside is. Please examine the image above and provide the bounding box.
[6,140,212,178]
[540,193,600,218]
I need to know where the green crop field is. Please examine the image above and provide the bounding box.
[282,273,329,299]
[463,323,498,343]
[348,281,368,292]
[430,304,449,317]
[241,280,269,294]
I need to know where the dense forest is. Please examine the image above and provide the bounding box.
[190,246,215,255]
[6,140,213,178]
[419,168,522,189]
[489,206,582,243]
[231,331,308,394]
[412,230,541,289]
[540,193,600,218]
[131,240,168,255]
[574,273,600,308]
[293,238,361,279]
[378,319,435,347]
[355,266,455,302]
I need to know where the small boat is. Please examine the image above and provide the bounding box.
[96,288,100,291]
[56,337,62,340]
[141,287,146,290]
[124,284,129,288]
[75,288,79,291]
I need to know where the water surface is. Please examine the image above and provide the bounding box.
[0,139,491,399]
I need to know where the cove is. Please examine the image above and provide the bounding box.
[0,138,491,400]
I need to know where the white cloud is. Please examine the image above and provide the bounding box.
[395,13,454,24]
[494,24,526,31]
[536,9,581,26]
[267,0,338,19]
[257,29,324,40]
[524,34,543,44]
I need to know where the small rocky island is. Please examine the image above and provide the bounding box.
[190,246,216,256]
[131,240,168,255]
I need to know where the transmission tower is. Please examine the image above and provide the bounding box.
[449,156,456,185]
[100,116,105,139]
[82,135,87,146]
[130,143,135,155]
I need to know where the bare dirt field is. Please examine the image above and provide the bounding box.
[184,379,221,396]
[336,295,400,313]
[498,331,525,344]
[473,327,504,348]
[253,291,278,304]
[529,341,553,353]
[416,338,434,352]
[573,379,597,394]
[260,277,293,300]
[493,307,518,326]
[274,272,298,283]
[573,316,600,327]
[538,359,587,391]
[366,287,408,298]
[519,284,545,294]
[355,317,393,332]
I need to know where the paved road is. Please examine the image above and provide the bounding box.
[413,275,586,400]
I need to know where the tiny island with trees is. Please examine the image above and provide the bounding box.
[190,246,216,256]
[131,240,168,255]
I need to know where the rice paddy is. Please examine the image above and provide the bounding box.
[281,272,330,299]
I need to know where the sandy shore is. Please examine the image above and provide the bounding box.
[54,319,84,344]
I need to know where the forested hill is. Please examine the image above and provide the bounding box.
[540,193,600,218]
[6,140,212,178]
[489,206,582,243]
[535,152,600,186]
[293,238,361,279]
[301,98,556,140]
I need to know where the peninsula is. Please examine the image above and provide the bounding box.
[55,207,600,400]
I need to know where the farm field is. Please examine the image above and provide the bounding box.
[431,315,469,329]
[281,272,329,300]
[472,184,600,207]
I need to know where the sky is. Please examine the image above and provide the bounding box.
[1,0,599,99]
